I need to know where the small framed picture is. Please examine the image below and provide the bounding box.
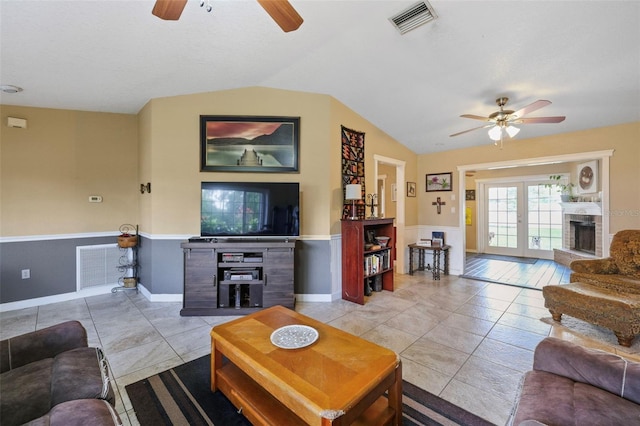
[432,231,445,243]
[426,172,452,192]
[577,160,598,194]
[465,189,476,200]
[407,182,416,197]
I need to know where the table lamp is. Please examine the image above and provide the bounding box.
[345,184,362,220]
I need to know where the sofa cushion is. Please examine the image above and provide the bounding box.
[0,347,113,426]
[573,382,640,425]
[571,271,640,294]
[51,347,114,407]
[513,371,640,425]
[0,321,87,373]
[512,370,575,426]
[0,358,54,426]
[23,399,122,426]
[533,337,640,404]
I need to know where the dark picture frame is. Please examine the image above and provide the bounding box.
[407,182,416,197]
[426,172,452,192]
[200,115,300,172]
[465,189,476,200]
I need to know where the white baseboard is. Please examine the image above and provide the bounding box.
[0,284,117,312]
[0,285,336,312]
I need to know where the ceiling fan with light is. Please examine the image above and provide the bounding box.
[152,0,303,32]
[450,97,566,147]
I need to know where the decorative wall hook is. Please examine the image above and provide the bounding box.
[432,196,446,214]
[366,194,378,218]
[140,182,151,194]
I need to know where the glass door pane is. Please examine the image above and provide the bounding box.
[486,184,523,256]
[525,183,563,258]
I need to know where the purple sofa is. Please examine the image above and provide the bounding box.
[510,337,640,425]
[0,321,121,426]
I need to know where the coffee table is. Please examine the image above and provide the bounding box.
[210,305,402,425]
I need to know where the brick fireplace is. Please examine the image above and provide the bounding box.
[555,202,603,266]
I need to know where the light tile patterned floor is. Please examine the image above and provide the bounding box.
[2,272,636,425]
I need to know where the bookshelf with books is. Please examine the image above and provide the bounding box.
[341,218,395,305]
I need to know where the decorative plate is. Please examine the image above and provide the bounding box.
[270,325,318,349]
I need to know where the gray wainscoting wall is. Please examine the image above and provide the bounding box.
[1,236,334,306]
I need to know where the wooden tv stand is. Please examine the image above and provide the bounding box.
[180,239,295,316]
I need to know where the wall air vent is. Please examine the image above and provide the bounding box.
[389,1,437,35]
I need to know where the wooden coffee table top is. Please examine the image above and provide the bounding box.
[211,305,399,422]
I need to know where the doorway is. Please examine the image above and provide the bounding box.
[457,149,614,276]
[479,177,563,259]
[374,155,406,273]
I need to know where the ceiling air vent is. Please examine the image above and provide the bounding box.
[389,1,437,34]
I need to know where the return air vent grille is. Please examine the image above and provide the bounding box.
[77,243,121,290]
[389,1,437,34]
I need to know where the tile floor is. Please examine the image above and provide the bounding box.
[1,272,636,425]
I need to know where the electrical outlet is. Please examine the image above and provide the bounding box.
[21,269,30,279]
[451,207,456,214]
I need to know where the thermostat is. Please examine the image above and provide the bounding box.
[89,195,103,203]
[7,117,27,129]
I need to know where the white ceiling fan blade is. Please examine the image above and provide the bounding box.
[511,100,551,119]
[516,116,566,124]
[450,124,494,137]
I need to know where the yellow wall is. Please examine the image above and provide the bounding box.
[419,122,640,234]
[1,88,418,240]
[141,88,418,237]
[328,98,418,234]
[0,105,139,236]
[2,97,636,241]
[139,87,333,236]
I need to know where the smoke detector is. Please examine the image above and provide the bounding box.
[389,1,438,35]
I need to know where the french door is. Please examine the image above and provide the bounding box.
[481,179,563,259]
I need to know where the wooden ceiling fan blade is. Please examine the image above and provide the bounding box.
[516,116,566,124]
[460,114,491,121]
[257,0,303,32]
[512,100,551,119]
[450,124,493,137]
[152,0,187,20]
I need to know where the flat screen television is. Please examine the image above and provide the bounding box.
[201,182,300,238]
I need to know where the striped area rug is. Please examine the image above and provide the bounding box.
[126,355,492,426]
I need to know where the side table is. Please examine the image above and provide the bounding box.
[408,243,450,280]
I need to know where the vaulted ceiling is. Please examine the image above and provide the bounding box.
[1,1,638,154]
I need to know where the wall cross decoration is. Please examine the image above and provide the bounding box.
[432,196,446,214]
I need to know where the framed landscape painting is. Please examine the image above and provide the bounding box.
[200,116,300,172]
[426,172,452,192]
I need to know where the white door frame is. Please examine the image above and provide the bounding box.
[374,155,406,274]
[457,150,614,270]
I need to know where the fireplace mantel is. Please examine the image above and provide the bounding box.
[560,202,602,216]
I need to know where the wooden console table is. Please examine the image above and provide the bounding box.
[408,243,450,280]
[211,305,402,425]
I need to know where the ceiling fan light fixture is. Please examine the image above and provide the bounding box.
[488,125,502,141]
[505,125,520,138]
